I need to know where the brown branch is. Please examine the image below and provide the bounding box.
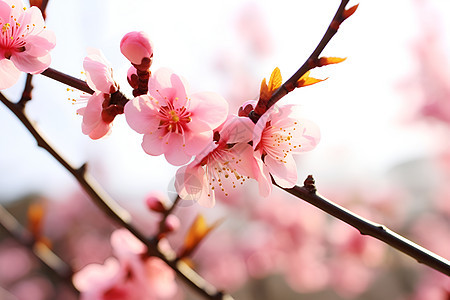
[250,0,354,122]
[41,68,94,95]
[18,74,34,108]
[0,91,234,300]
[0,204,78,294]
[277,175,450,276]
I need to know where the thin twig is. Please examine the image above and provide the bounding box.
[0,92,234,300]
[18,74,34,108]
[0,204,78,294]
[277,175,450,276]
[41,68,94,94]
[250,0,353,122]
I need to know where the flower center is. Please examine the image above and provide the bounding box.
[201,145,248,197]
[260,121,302,163]
[158,103,192,134]
[169,110,180,122]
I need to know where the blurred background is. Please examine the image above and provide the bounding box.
[0,0,449,299]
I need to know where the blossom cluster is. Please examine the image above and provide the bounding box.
[76,31,321,208]
[0,0,320,206]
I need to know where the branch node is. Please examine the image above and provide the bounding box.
[77,163,87,176]
[303,175,317,193]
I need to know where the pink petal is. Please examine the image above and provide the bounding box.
[294,119,321,152]
[10,52,51,74]
[124,96,159,134]
[229,143,256,178]
[219,115,254,144]
[188,92,229,131]
[88,122,112,140]
[79,93,112,139]
[21,6,45,30]
[253,107,272,148]
[0,1,12,22]
[73,258,121,292]
[80,93,103,131]
[183,131,213,156]
[175,165,212,206]
[111,229,146,258]
[148,68,189,105]
[145,258,177,298]
[83,48,115,93]
[24,32,56,57]
[0,59,21,89]
[265,154,298,188]
[164,134,192,166]
[141,128,166,156]
[252,151,272,197]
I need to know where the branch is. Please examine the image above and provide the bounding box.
[0,204,78,294]
[0,91,234,300]
[250,0,356,122]
[18,74,34,108]
[277,175,450,276]
[41,68,94,95]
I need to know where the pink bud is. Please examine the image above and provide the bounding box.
[120,31,154,66]
[127,66,139,89]
[164,215,180,233]
[145,192,167,213]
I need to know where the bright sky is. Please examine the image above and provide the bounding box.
[1,0,449,206]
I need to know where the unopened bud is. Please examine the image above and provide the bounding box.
[163,215,180,233]
[145,192,167,213]
[238,100,256,117]
[127,66,139,89]
[120,31,153,68]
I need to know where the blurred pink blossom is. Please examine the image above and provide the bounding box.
[74,229,178,300]
[0,0,55,89]
[0,241,32,285]
[125,68,228,166]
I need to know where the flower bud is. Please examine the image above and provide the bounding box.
[145,192,167,213]
[120,31,153,67]
[163,215,180,233]
[127,66,139,90]
[238,100,256,117]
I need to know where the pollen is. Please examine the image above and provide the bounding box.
[2,23,11,33]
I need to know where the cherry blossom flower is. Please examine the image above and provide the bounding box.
[125,68,228,166]
[174,115,256,207]
[77,48,126,140]
[73,229,177,300]
[0,0,55,89]
[253,104,320,189]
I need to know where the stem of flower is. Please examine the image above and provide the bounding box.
[250,0,352,123]
[41,68,94,95]
[277,175,450,276]
[18,74,34,108]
